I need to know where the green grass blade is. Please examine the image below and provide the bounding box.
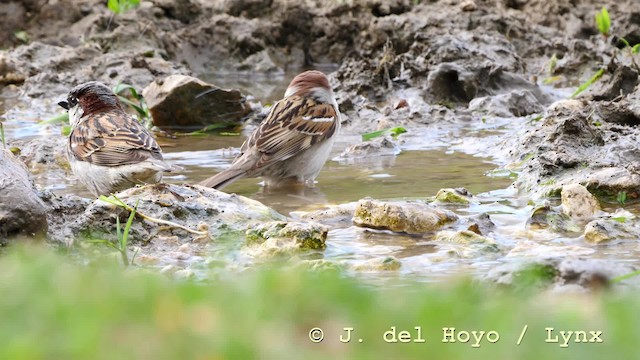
[122,0,140,12]
[107,0,121,14]
[362,127,407,141]
[389,127,407,138]
[596,7,610,36]
[98,195,121,207]
[40,113,70,125]
[602,7,610,34]
[571,68,605,98]
[0,122,5,148]
[362,129,387,141]
[116,216,122,252]
[118,96,147,118]
[122,200,138,249]
[611,270,640,283]
[113,83,139,98]
[619,37,631,48]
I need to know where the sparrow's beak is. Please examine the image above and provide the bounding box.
[58,100,70,110]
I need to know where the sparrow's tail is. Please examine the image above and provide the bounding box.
[198,168,246,189]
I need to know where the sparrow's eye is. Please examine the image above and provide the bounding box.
[68,96,78,107]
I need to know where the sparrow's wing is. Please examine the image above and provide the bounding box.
[241,95,338,170]
[69,111,164,166]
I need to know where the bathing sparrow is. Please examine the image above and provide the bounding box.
[199,70,340,189]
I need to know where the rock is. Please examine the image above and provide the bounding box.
[353,198,458,234]
[174,269,196,279]
[143,75,252,131]
[353,257,401,271]
[434,230,495,245]
[334,136,400,161]
[152,0,201,24]
[557,258,636,288]
[135,254,160,265]
[296,202,357,227]
[464,213,495,236]
[0,2,28,49]
[486,261,558,288]
[160,265,179,275]
[435,188,474,204]
[393,99,408,110]
[237,50,281,73]
[55,183,285,247]
[589,65,639,101]
[526,205,581,233]
[292,259,343,272]
[9,136,68,174]
[434,230,500,257]
[561,184,600,220]
[426,63,478,103]
[38,190,89,245]
[0,148,48,239]
[583,219,634,244]
[224,0,274,18]
[506,241,595,258]
[460,0,477,12]
[594,97,640,126]
[486,257,635,289]
[468,89,545,117]
[0,54,26,86]
[245,221,328,257]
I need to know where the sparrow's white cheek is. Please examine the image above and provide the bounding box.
[310,88,335,105]
[69,105,84,129]
[284,86,299,98]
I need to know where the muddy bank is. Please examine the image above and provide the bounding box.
[505,72,640,199]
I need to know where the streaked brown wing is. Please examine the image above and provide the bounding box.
[240,96,338,169]
[69,110,163,167]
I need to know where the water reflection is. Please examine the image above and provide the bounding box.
[161,134,512,215]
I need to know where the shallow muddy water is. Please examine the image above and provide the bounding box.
[162,135,512,214]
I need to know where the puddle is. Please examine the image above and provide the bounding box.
[163,136,512,214]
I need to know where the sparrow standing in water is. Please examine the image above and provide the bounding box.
[58,81,174,197]
[199,70,340,189]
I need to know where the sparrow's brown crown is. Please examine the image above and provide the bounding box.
[59,81,122,114]
[285,70,333,99]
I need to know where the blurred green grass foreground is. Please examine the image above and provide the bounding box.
[0,245,637,360]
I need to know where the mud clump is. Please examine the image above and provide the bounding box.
[506,92,640,198]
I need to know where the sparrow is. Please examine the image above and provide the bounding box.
[58,81,174,197]
[199,70,340,189]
